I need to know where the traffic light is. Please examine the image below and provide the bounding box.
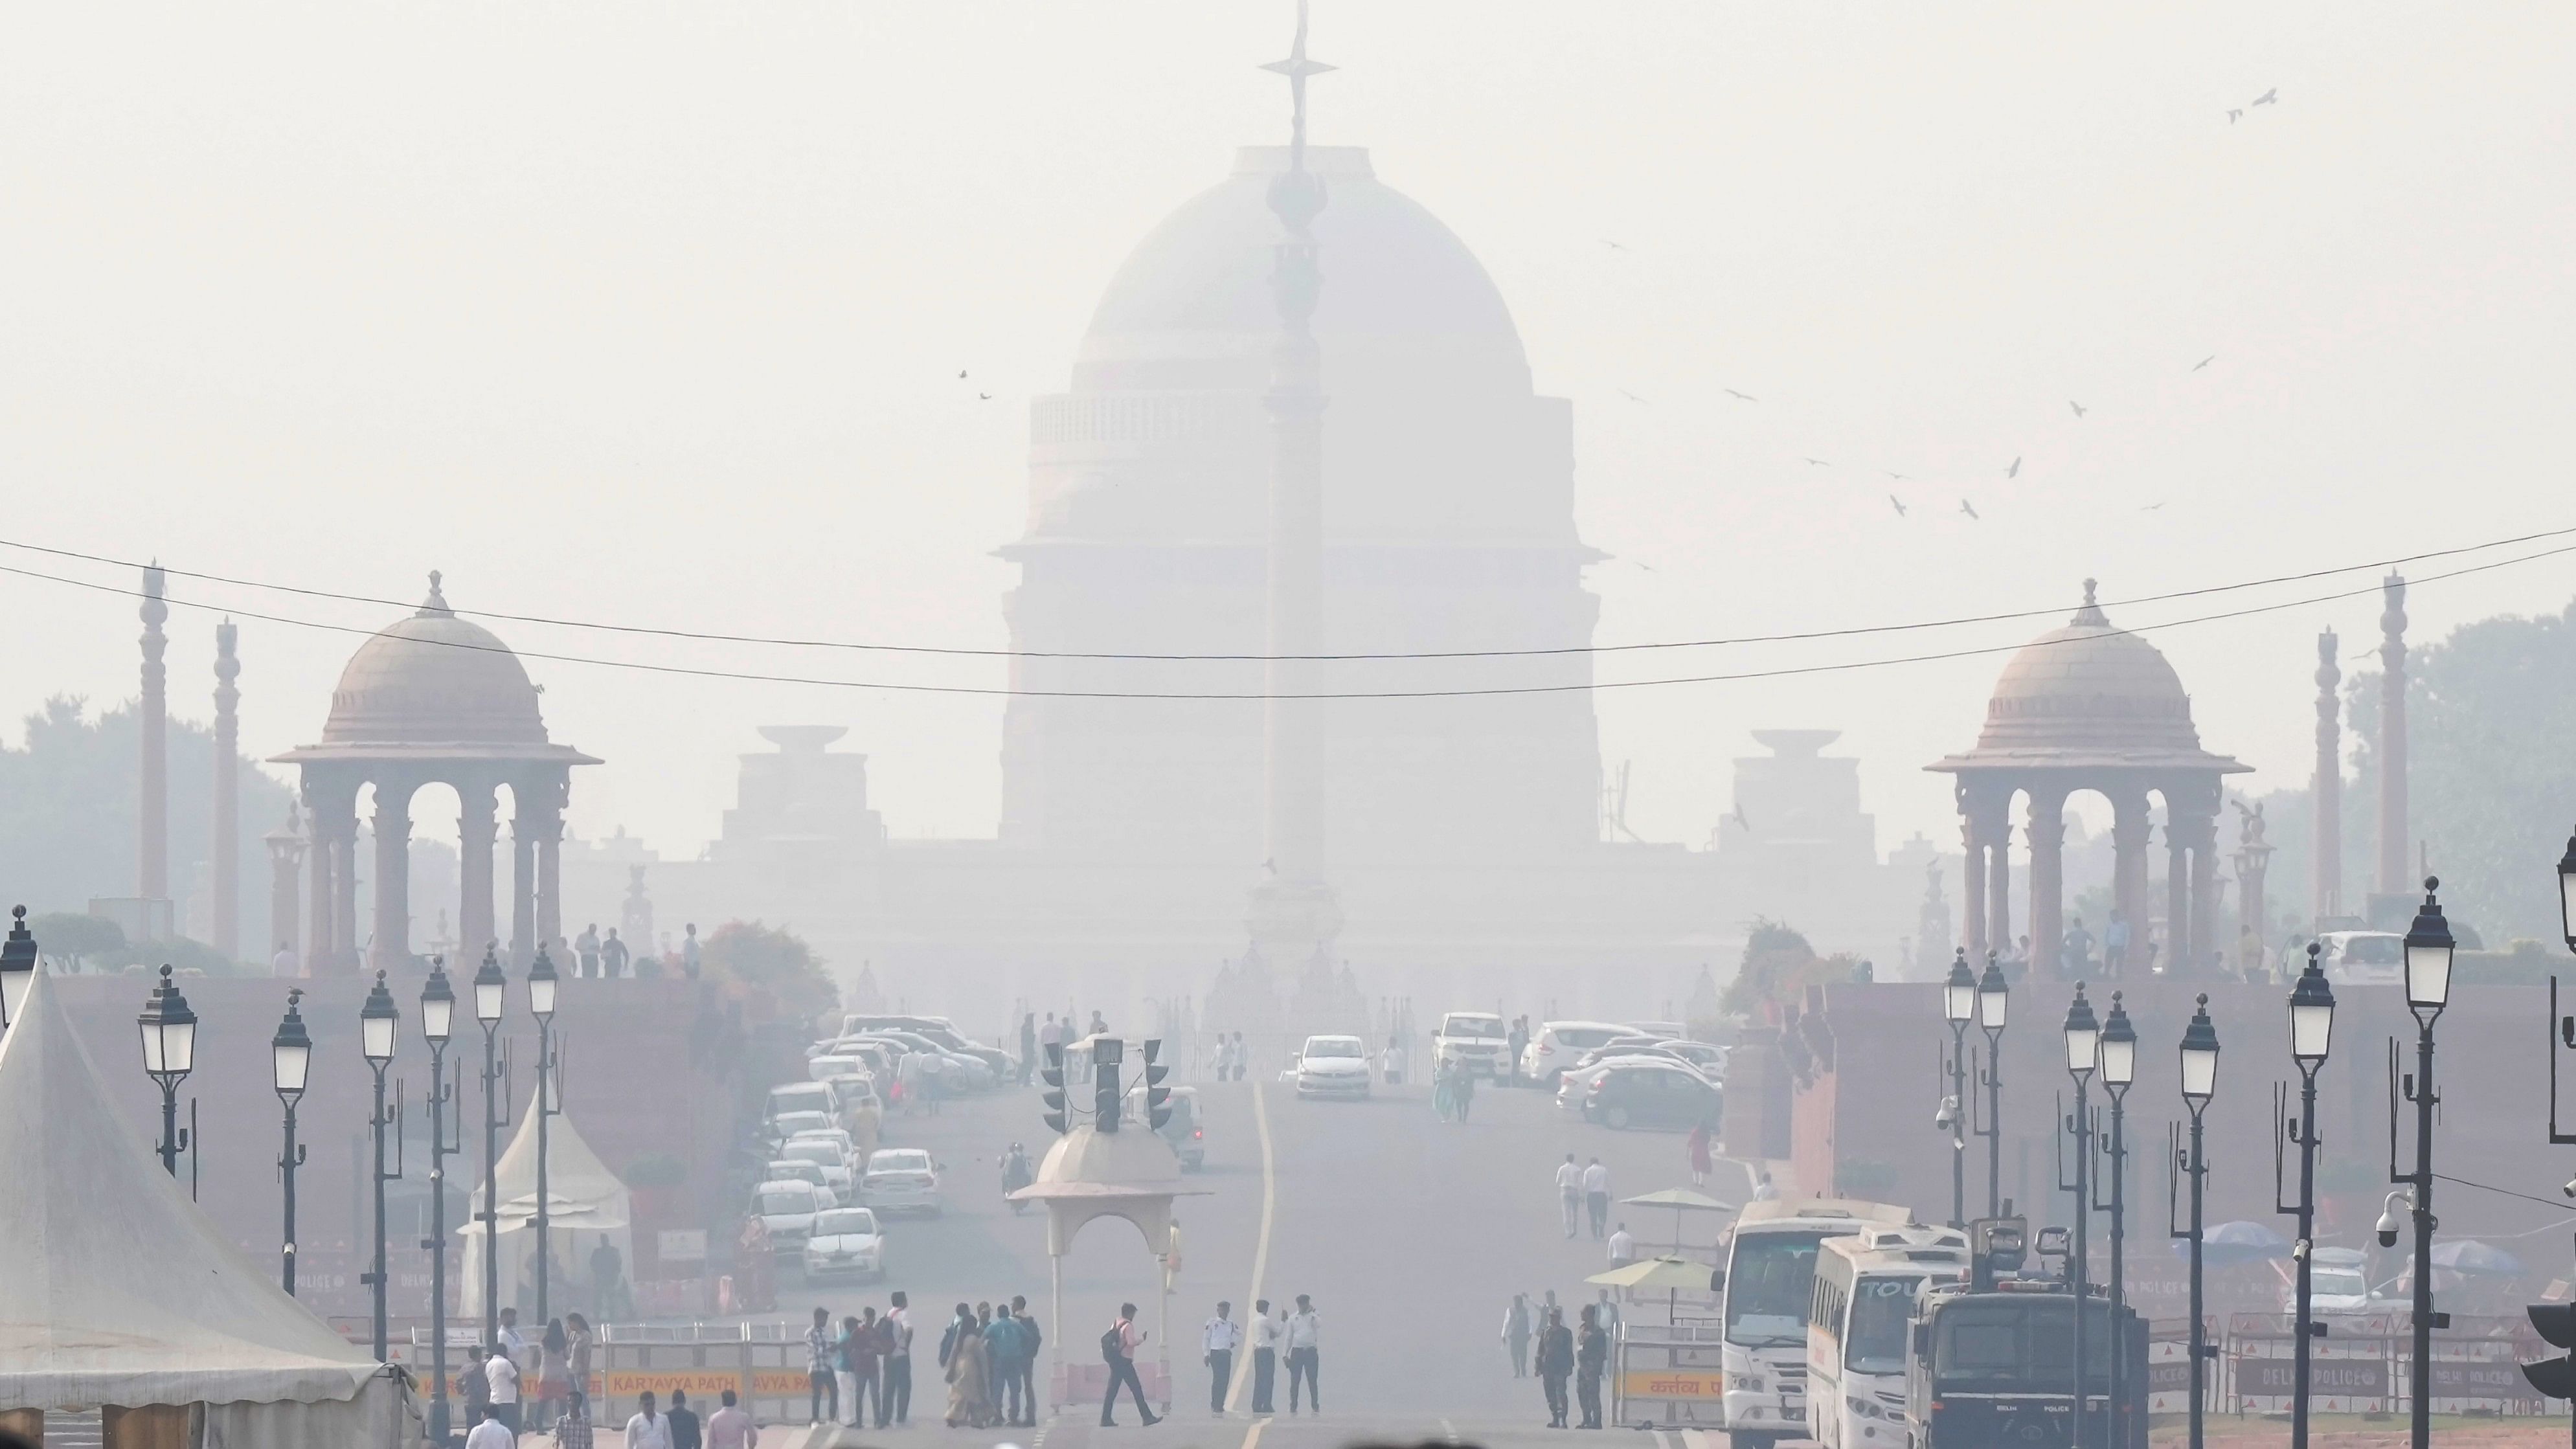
[1142,1038,1172,1129]
[1040,1042,1069,1134]
[1095,1061,1122,1132]
[2524,1303,2576,1402]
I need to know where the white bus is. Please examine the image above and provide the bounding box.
[1712,1198,1915,1448]
[1805,1224,1971,1449]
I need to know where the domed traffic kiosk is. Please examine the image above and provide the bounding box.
[274,574,598,974]
[1927,581,2246,979]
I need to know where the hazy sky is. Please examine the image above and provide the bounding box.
[4,3,2571,862]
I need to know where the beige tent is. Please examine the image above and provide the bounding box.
[0,970,418,1446]
[458,1094,633,1321]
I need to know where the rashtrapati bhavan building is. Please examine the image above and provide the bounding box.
[266,138,1939,1026]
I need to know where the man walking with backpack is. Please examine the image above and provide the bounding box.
[1100,1303,1160,1427]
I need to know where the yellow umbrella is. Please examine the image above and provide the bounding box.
[1587,1255,1715,1325]
[1618,1188,1737,1252]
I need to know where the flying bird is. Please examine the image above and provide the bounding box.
[1723,388,1758,403]
[2252,87,2277,106]
[2141,502,2167,511]
[957,368,968,379]
[2068,400,2088,418]
[2227,109,2243,124]
[2006,456,2021,478]
[2193,355,2215,371]
[1601,239,1628,251]
[1730,803,1751,830]
[978,392,993,401]
[1882,470,1910,481]
[1803,457,1832,467]
[1960,499,1980,520]
[1617,388,1650,405]
[1888,495,1908,517]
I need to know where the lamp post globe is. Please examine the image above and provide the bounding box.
[1,904,37,1031]
[473,947,506,1026]
[1944,949,1977,1025]
[2062,982,2100,1081]
[361,968,400,1066]
[421,956,455,1046]
[2290,942,2336,1069]
[137,963,198,1086]
[273,989,312,1102]
[1977,952,2009,1033]
[2180,995,2220,1108]
[2559,829,2576,954]
[528,945,558,1022]
[2403,877,2455,1024]
[2098,991,2137,1093]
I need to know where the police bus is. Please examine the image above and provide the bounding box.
[1710,1198,1914,1447]
[1804,1224,1971,1449]
[1901,1219,2145,1449]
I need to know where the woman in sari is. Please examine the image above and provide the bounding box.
[943,1303,990,1427]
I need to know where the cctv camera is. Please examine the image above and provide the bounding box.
[2563,1174,2576,1200]
[2375,1190,2410,1248]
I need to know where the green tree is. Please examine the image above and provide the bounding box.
[700,920,839,1017]
[1723,918,1866,1015]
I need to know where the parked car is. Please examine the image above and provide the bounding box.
[763,1159,840,1206]
[1522,1020,1634,1085]
[778,1135,855,1197]
[1432,1011,1513,1078]
[862,1148,943,1216]
[751,1178,828,1254]
[1582,1062,1721,1131]
[763,1108,836,1154]
[840,1015,1017,1080]
[802,1207,887,1282]
[2316,931,2404,986]
[1296,1035,1372,1098]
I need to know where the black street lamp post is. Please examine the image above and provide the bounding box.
[271,989,312,1295]
[2173,996,2222,1449]
[420,959,459,1448]
[2390,877,2456,1449]
[1941,949,1976,1228]
[473,945,508,1351]
[529,945,559,1325]
[361,970,403,1364]
[137,965,197,1176]
[1,905,37,1032]
[2095,992,2138,1449]
[1976,952,2010,1219]
[2060,983,2101,1449]
[2277,943,2338,1449]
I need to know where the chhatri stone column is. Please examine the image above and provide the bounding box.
[2184,799,2221,976]
[305,774,359,974]
[2026,785,2068,978]
[211,618,240,958]
[2311,629,2342,924]
[2377,572,2408,897]
[2164,792,2191,977]
[1958,779,2005,961]
[457,776,498,962]
[138,563,169,904]
[370,775,416,974]
[528,771,567,958]
[266,803,305,971]
[1986,798,2013,967]
[508,798,537,967]
[2108,789,2152,961]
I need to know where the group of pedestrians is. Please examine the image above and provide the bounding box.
[454,1307,596,1441]
[803,1292,1045,1432]
[1188,1294,1320,1420]
[1554,1154,1612,1238]
[1210,1031,1250,1081]
[1498,1292,1612,1430]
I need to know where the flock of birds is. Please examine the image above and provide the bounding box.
[1605,85,2283,530]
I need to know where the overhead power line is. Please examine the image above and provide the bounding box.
[1,524,2571,663]
[0,541,2568,701]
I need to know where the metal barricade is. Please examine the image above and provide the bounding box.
[1611,1321,1728,1426]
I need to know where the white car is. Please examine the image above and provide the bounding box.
[751,1178,828,1255]
[1522,1020,1635,1086]
[1296,1035,1372,1098]
[2316,930,2404,985]
[763,1159,842,1207]
[863,1148,943,1216]
[765,1108,835,1153]
[1555,1053,1715,1109]
[802,1206,888,1282]
[778,1136,855,1198]
[1432,1011,1512,1078]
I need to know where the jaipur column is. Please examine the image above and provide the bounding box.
[457,777,497,961]
[306,777,359,975]
[2026,786,2068,979]
[370,776,415,974]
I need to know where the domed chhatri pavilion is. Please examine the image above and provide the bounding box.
[1928,581,2247,979]
[274,574,597,974]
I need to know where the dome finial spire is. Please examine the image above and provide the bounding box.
[420,570,451,618]
[2073,577,2108,626]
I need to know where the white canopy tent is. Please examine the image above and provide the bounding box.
[457,1096,633,1321]
[0,970,418,1446]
